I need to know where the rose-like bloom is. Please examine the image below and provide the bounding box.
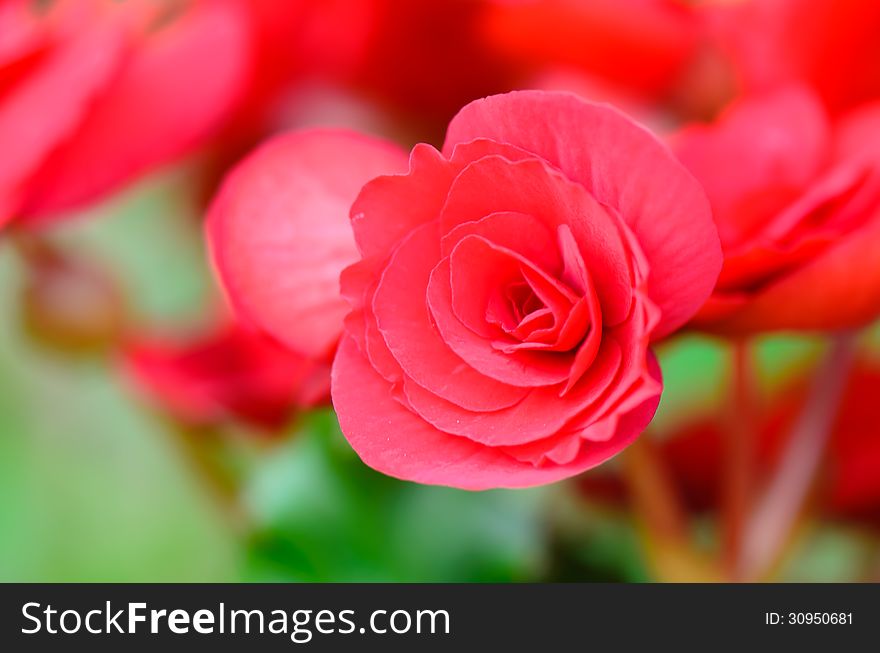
[710,0,880,115]
[123,321,330,432]
[579,357,880,527]
[331,91,720,489]
[0,0,251,227]
[673,86,880,333]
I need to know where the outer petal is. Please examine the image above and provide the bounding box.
[20,0,253,221]
[0,4,130,226]
[716,213,880,333]
[443,90,721,338]
[208,128,408,358]
[123,322,330,431]
[333,335,651,490]
[350,143,455,260]
[672,86,830,245]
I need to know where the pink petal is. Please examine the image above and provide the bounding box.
[333,335,645,490]
[401,338,622,446]
[503,353,662,465]
[716,213,880,333]
[350,143,454,260]
[208,128,408,358]
[123,321,329,431]
[426,242,574,387]
[440,210,561,272]
[0,5,129,226]
[672,86,830,247]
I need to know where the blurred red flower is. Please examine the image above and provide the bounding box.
[215,0,375,140]
[481,0,701,100]
[673,86,880,333]
[712,0,880,115]
[352,0,516,141]
[123,321,330,432]
[0,0,252,227]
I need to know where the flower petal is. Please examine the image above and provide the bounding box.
[716,212,880,333]
[0,4,129,226]
[333,335,642,489]
[20,0,253,220]
[427,242,574,387]
[208,128,408,358]
[672,86,830,247]
[439,153,635,326]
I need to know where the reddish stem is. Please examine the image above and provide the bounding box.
[624,436,687,541]
[623,437,722,581]
[721,338,757,579]
[738,331,859,580]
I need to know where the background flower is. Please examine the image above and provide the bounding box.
[711,0,880,115]
[674,87,880,333]
[123,320,330,433]
[1,0,252,227]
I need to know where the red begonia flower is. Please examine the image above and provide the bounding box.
[481,0,701,99]
[673,87,880,333]
[123,321,329,432]
[1,0,251,227]
[711,0,880,115]
[330,91,720,489]
[206,129,409,359]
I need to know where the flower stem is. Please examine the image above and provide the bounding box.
[737,331,859,580]
[169,421,250,534]
[623,436,722,582]
[721,338,757,579]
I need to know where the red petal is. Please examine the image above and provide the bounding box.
[401,338,622,446]
[0,5,129,226]
[124,321,329,431]
[717,213,880,333]
[350,143,454,260]
[426,241,574,387]
[673,86,830,247]
[333,335,641,489]
[440,210,561,273]
[20,0,253,220]
[208,128,408,358]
